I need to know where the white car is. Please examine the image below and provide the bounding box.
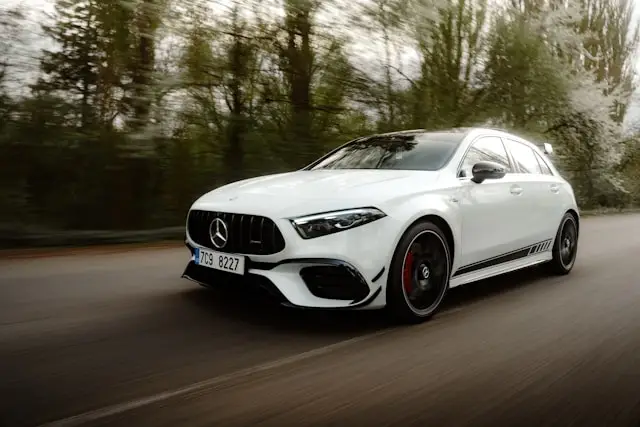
[182,127,579,323]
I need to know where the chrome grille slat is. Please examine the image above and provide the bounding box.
[187,210,285,255]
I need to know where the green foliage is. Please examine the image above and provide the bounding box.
[0,0,639,238]
[481,16,569,129]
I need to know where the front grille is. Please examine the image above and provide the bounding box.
[187,210,286,255]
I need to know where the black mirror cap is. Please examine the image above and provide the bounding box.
[471,161,507,184]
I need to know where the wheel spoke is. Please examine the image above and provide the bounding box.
[401,231,449,313]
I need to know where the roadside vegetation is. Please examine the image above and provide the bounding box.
[0,0,639,247]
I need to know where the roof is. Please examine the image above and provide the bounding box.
[362,127,550,150]
[376,127,473,136]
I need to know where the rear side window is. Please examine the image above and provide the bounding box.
[534,151,553,175]
[504,139,542,174]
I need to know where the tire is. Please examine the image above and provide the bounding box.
[386,220,452,324]
[547,212,579,275]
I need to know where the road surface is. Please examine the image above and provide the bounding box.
[1,214,640,427]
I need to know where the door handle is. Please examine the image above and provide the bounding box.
[510,185,523,195]
[550,184,560,193]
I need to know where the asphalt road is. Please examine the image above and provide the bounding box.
[1,214,640,427]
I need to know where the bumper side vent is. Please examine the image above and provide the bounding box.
[300,265,370,301]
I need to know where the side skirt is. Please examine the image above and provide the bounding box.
[450,239,553,288]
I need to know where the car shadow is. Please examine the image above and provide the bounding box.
[178,264,550,336]
[442,264,549,311]
[178,283,391,337]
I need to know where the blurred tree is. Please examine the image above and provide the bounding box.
[1,0,639,245]
[125,0,168,132]
[356,0,410,132]
[481,14,568,130]
[38,0,106,128]
[278,0,319,164]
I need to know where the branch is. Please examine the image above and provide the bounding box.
[389,64,418,90]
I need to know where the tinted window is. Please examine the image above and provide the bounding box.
[459,136,511,178]
[534,151,553,175]
[307,132,466,171]
[505,139,542,174]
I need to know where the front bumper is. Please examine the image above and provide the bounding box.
[182,215,398,309]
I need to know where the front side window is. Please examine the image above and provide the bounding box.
[504,139,542,174]
[459,136,511,178]
[307,131,466,172]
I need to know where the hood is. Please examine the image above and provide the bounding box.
[192,169,442,217]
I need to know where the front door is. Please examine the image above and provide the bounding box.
[456,136,526,270]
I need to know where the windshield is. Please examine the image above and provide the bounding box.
[307,131,466,171]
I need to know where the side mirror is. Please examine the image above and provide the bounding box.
[543,143,553,155]
[471,161,507,184]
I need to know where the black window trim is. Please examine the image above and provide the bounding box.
[533,150,555,176]
[504,137,556,176]
[456,134,514,180]
[503,137,546,175]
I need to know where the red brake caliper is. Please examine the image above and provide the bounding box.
[403,251,414,293]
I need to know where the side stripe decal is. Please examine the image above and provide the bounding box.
[453,239,553,277]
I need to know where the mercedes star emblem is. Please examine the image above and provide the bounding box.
[209,218,229,249]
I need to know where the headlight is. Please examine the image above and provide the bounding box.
[290,207,386,239]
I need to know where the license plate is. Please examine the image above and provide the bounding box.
[194,247,245,275]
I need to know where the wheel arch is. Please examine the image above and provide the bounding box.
[384,213,456,322]
[403,214,456,266]
[566,208,580,236]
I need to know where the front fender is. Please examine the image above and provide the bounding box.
[382,192,462,273]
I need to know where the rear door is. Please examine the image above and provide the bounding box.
[532,148,567,239]
[502,138,558,249]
